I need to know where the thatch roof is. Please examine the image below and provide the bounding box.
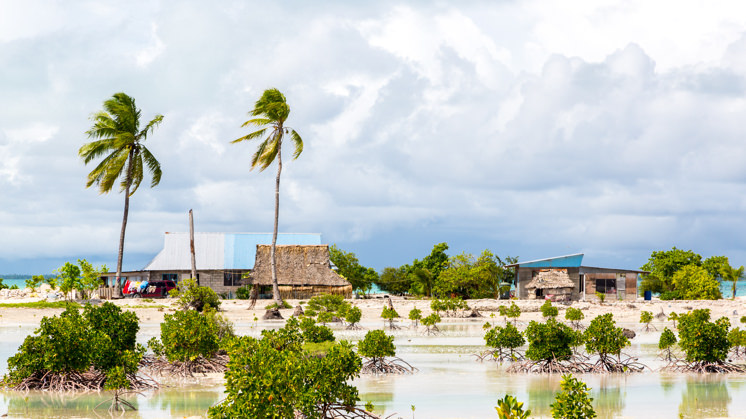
[249,245,351,287]
[525,269,574,290]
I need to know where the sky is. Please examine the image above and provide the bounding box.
[1,0,746,274]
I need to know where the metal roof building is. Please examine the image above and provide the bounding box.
[143,232,322,271]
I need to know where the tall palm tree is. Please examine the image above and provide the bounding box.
[232,88,303,307]
[79,93,163,298]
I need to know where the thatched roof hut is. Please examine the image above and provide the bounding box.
[525,269,574,290]
[249,245,352,299]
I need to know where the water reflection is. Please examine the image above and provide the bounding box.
[525,375,559,417]
[678,376,731,419]
[592,376,625,419]
[1,390,144,418]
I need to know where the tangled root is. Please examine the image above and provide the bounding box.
[361,357,417,375]
[8,369,157,392]
[473,349,525,363]
[662,360,746,373]
[141,354,229,377]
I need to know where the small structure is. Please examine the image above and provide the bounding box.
[249,245,352,299]
[524,269,575,301]
[507,254,647,302]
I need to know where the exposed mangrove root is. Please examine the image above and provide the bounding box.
[423,325,441,336]
[141,354,229,377]
[642,324,657,332]
[473,349,525,363]
[346,323,363,330]
[507,354,648,374]
[311,404,397,419]
[361,357,417,375]
[94,389,144,414]
[8,369,157,392]
[661,360,746,373]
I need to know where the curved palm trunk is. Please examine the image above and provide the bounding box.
[270,142,283,306]
[114,152,134,299]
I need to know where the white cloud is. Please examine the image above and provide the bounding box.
[135,23,166,68]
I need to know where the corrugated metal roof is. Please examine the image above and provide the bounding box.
[143,232,322,271]
[506,253,584,268]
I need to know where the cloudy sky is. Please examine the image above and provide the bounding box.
[2,0,746,274]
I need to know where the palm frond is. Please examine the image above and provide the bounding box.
[250,137,271,170]
[138,114,164,141]
[140,146,162,187]
[97,148,130,194]
[289,129,303,159]
[240,118,273,128]
[125,153,144,195]
[232,128,267,144]
[256,131,281,171]
[79,138,117,164]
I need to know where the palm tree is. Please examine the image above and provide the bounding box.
[79,93,163,298]
[232,88,303,307]
[725,265,745,299]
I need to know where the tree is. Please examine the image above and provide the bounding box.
[408,308,422,327]
[677,309,730,364]
[550,374,596,419]
[640,247,702,293]
[79,93,163,298]
[565,307,584,329]
[377,266,413,295]
[659,327,677,361]
[583,314,631,371]
[209,321,362,418]
[329,245,379,293]
[671,265,721,300]
[640,311,655,331]
[541,300,558,318]
[525,318,576,362]
[484,323,525,361]
[722,265,745,299]
[232,88,303,307]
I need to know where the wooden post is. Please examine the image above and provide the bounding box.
[189,209,197,282]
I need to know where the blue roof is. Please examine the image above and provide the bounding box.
[511,253,584,268]
[224,233,322,269]
[144,232,322,271]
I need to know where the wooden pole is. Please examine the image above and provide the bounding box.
[189,209,197,283]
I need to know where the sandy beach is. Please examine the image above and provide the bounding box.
[1,294,744,330]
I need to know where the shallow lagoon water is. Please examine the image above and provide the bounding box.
[2,320,746,418]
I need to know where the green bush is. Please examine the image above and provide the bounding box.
[421,313,441,333]
[550,374,596,419]
[358,330,395,360]
[3,303,142,389]
[583,314,629,361]
[595,292,605,303]
[174,278,221,312]
[667,312,679,328]
[659,328,677,350]
[345,306,362,327]
[677,309,730,363]
[672,265,721,300]
[541,300,559,318]
[156,309,220,362]
[235,285,252,300]
[208,322,361,419]
[495,394,531,419]
[484,323,525,358]
[299,317,335,343]
[565,307,584,328]
[506,302,521,323]
[408,308,422,326]
[728,328,746,356]
[659,290,681,300]
[381,306,399,328]
[525,318,577,362]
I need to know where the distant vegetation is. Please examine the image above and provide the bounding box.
[639,247,744,299]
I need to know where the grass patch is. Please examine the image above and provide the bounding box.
[0,301,81,309]
[265,301,293,309]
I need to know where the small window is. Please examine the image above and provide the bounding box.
[162,273,178,282]
[595,278,616,294]
[224,271,243,286]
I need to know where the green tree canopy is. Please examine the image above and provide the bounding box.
[329,245,378,293]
